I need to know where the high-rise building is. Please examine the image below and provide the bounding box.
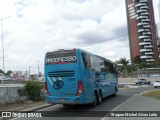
[125,0,158,64]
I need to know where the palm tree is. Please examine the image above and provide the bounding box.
[133,55,148,77]
[133,55,141,65]
[116,57,130,77]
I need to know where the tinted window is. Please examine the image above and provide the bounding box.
[104,61,116,75]
[46,50,77,64]
[90,55,100,72]
[81,52,91,69]
[104,61,110,72]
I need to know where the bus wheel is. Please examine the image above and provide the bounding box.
[97,91,102,105]
[92,92,98,107]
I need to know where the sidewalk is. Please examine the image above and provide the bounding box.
[104,95,160,120]
[0,101,52,111]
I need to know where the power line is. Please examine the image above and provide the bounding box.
[104,34,128,41]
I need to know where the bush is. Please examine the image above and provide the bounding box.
[24,80,43,101]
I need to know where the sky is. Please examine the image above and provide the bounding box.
[0,0,159,74]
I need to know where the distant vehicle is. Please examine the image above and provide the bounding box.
[134,78,151,84]
[44,48,118,106]
[6,77,12,80]
[154,81,160,88]
[0,76,6,80]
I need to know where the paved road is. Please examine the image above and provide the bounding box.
[12,86,155,120]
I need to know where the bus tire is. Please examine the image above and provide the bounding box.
[97,91,102,105]
[92,92,98,107]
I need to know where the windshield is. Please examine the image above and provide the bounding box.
[45,50,77,64]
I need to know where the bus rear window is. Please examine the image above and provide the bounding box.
[46,50,77,64]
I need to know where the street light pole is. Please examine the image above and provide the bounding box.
[1,16,10,87]
[0,16,10,73]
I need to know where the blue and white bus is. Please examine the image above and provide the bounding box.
[44,48,118,106]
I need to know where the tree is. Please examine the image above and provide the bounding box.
[133,55,148,77]
[5,70,12,76]
[133,55,141,65]
[116,57,130,77]
[158,58,160,67]
[24,80,43,101]
[0,69,5,76]
[117,57,130,66]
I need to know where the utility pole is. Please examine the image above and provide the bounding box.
[1,16,10,87]
[1,16,10,73]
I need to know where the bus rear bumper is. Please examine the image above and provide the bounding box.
[46,95,85,105]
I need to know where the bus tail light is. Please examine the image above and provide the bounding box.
[76,81,83,96]
[45,82,50,96]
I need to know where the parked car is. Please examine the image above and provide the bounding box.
[134,78,151,84]
[154,81,160,88]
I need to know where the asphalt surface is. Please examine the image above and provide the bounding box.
[10,86,156,120]
[105,93,160,120]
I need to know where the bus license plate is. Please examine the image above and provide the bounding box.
[59,98,65,102]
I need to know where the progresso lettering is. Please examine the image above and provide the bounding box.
[46,56,77,64]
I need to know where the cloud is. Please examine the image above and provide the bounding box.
[0,0,158,73]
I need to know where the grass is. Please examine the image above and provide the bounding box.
[142,90,160,100]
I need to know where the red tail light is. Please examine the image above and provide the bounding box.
[76,81,83,96]
[45,82,50,96]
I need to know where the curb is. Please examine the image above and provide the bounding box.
[139,89,157,95]
[22,103,54,111]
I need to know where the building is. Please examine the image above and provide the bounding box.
[10,71,26,80]
[125,0,158,64]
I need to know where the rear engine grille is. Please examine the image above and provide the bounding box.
[48,71,75,77]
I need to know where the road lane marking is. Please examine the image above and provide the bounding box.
[101,94,138,120]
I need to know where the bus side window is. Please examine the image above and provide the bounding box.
[90,55,101,72]
[109,63,116,75]
[90,55,95,71]
[81,52,91,69]
[100,59,105,72]
[104,61,109,72]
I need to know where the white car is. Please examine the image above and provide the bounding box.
[134,78,151,84]
[154,81,160,88]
